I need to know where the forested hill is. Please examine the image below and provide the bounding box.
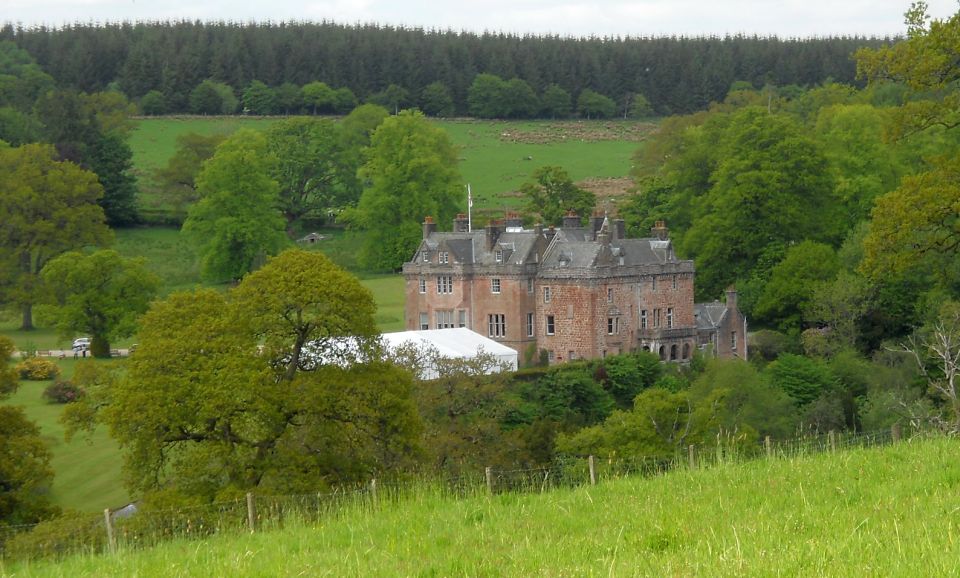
[0,21,889,116]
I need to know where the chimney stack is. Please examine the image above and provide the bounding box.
[423,216,437,239]
[485,219,503,250]
[453,213,469,233]
[651,220,669,240]
[590,211,605,240]
[562,210,581,229]
[613,218,626,240]
[725,286,738,311]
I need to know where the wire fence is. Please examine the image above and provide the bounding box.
[0,423,917,564]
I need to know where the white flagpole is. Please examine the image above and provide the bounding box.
[467,184,473,232]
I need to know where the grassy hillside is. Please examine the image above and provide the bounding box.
[5,435,957,576]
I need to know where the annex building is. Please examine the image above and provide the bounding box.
[402,212,747,365]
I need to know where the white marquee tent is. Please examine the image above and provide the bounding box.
[380,328,518,380]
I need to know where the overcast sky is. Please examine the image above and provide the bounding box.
[3,0,958,38]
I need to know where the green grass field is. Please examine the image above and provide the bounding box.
[5,436,957,576]
[4,359,129,513]
[129,116,646,217]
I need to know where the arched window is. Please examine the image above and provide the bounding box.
[670,344,677,360]
[682,343,691,360]
[658,346,665,360]
[642,345,650,352]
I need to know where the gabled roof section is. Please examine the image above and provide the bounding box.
[694,302,728,330]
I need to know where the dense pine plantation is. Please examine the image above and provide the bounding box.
[1,22,887,116]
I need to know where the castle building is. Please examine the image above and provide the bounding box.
[402,212,746,365]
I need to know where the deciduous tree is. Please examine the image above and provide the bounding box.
[72,251,422,498]
[182,129,287,282]
[0,143,112,330]
[347,110,461,270]
[520,165,596,226]
[39,250,159,358]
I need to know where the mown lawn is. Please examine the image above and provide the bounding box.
[6,435,957,576]
[4,359,129,513]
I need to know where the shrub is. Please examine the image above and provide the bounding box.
[43,380,85,404]
[15,357,60,381]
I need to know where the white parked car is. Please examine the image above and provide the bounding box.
[72,337,91,352]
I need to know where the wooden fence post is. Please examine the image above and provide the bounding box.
[764,436,772,459]
[370,478,378,505]
[485,466,493,495]
[688,444,696,469]
[246,492,256,533]
[103,508,116,554]
[829,430,836,453]
[892,422,902,443]
[588,455,596,486]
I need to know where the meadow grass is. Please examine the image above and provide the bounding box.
[5,435,958,576]
[4,359,129,513]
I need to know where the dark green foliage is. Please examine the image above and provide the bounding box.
[138,90,167,115]
[188,80,224,115]
[241,80,276,115]
[688,360,798,440]
[3,24,882,118]
[541,84,572,118]
[681,108,838,300]
[332,87,358,114]
[577,89,616,119]
[593,351,662,408]
[274,82,303,114]
[765,353,838,406]
[182,129,288,281]
[748,329,799,365]
[468,73,506,118]
[88,132,139,225]
[0,106,41,145]
[754,241,839,334]
[302,81,335,114]
[420,81,455,117]
[521,165,596,226]
[522,365,615,427]
[265,117,350,225]
[348,110,461,271]
[368,84,410,115]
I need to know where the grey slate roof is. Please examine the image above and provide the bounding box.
[694,302,728,330]
[413,222,683,270]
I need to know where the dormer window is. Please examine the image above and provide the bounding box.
[421,251,430,263]
[495,249,503,263]
[440,251,449,264]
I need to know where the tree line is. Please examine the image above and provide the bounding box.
[0,21,889,117]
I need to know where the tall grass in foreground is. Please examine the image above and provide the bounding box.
[6,435,960,576]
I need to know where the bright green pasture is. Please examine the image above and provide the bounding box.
[129,117,644,215]
[440,119,641,209]
[8,436,959,576]
[4,359,129,513]
[129,117,281,175]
